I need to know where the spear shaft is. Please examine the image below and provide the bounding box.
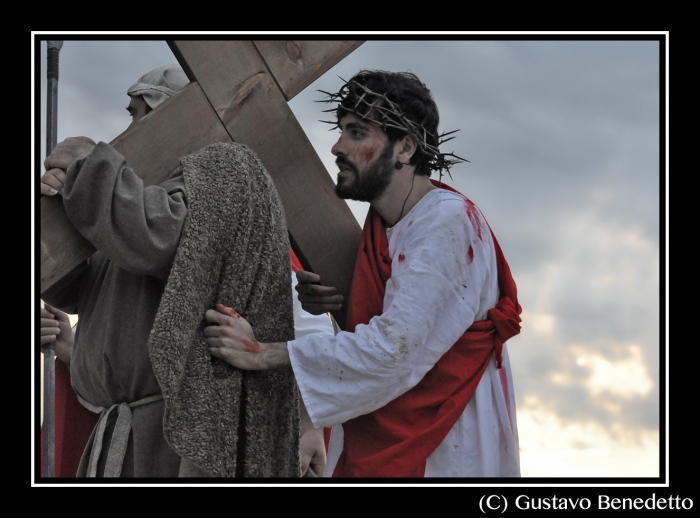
[42,39,63,478]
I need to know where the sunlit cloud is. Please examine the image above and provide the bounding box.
[518,397,659,478]
[524,310,556,335]
[575,344,654,398]
[532,313,556,335]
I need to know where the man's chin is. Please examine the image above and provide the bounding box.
[335,183,356,200]
[335,176,357,200]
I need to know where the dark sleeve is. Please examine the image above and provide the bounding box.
[61,142,188,280]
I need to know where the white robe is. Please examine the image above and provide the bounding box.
[292,272,337,341]
[288,188,520,477]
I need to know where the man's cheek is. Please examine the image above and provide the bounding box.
[357,140,384,167]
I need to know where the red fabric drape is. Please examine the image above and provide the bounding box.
[290,247,333,453]
[40,359,100,477]
[333,181,521,477]
[290,247,303,274]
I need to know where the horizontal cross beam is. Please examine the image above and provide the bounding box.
[40,40,363,328]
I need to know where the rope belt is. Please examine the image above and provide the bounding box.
[86,394,164,477]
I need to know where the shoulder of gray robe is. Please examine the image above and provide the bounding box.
[148,142,299,477]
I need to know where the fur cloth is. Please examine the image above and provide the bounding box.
[148,142,299,477]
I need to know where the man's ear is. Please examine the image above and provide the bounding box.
[397,134,418,164]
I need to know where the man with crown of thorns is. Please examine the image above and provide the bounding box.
[203,69,523,478]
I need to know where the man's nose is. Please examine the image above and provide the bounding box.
[331,135,345,157]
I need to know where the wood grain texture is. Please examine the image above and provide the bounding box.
[42,40,363,328]
[170,40,361,328]
[253,40,364,100]
[40,82,232,294]
[40,194,95,294]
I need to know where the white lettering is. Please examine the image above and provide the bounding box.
[628,498,648,510]
[567,498,585,510]
[599,493,692,511]
[486,495,502,510]
[515,495,529,510]
[644,495,656,509]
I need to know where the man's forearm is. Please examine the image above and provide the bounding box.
[260,342,292,370]
[56,347,72,367]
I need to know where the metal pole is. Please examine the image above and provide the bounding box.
[46,41,62,158]
[42,39,63,478]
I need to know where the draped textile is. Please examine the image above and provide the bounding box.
[333,180,521,477]
[39,360,99,478]
[40,142,298,478]
[149,143,299,477]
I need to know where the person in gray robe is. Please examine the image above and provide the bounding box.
[41,64,301,478]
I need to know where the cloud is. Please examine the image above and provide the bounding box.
[36,36,664,479]
[518,399,660,477]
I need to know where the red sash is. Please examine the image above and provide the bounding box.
[333,181,521,477]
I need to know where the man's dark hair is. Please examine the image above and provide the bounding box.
[321,70,466,177]
[339,71,438,176]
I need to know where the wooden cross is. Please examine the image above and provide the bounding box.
[40,40,365,329]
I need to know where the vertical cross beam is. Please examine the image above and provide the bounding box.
[41,40,364,328]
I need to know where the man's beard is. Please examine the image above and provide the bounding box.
[335,142,395,202]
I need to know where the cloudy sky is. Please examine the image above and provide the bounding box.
[33,34,666,481]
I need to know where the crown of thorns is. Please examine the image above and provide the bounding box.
[317,77,468,179]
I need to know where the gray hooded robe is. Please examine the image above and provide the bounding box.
[44,141,299,477]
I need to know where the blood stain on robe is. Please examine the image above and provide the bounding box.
[464,199,484,241]
[398,253,406,262]
[467,245,474,264]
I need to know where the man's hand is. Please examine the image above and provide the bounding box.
[204,303,290,370]
[300,427,326,477]
[40,304,74,365]
[41,136,96,196]
[294,270,344,315]
[40,168,67,196]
